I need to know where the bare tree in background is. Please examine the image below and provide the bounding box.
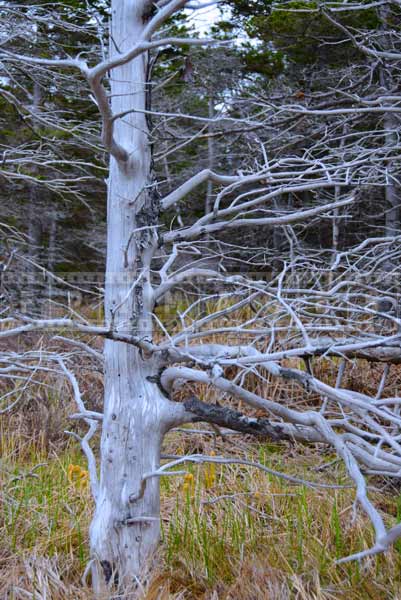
[1,0,401,596]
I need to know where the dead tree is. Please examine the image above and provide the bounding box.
[1,1,401,595]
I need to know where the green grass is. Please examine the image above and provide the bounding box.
[3,435,401,598]
[156,440,401,599]
[2,447,91,562]
[2,327,401,598]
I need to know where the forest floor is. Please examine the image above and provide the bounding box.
[1,330,401,598]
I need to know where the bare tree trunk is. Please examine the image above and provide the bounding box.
[25,187,42,314]
[272,197,286,275]
[25,81,43,316]
[383,112,399,240]
[328,182,342,289]
[205,95,214,215]
[380,6,400,246]
[88,1,175,593]
[45,209,57,318]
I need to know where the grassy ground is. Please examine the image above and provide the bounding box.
[1,309,401,598]
[2,401,401,599]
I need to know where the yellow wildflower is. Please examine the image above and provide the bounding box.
[182,472,195,497]
[68,464,89,488]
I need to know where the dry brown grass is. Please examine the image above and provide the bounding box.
[3,405,401,599]
[2,302,401,599]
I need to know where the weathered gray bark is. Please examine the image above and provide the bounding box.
[205,95,215,216]
[383,113,399,240]
[45,209,57,317]
[380,6,400,245]
[88,1,180,593]
[25,81,43,316]
[26,186,42,314]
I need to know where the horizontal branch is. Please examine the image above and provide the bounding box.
[164,195,354,243]
[0,49,86,70]
[161,169,241,210]
[129,452,349,503]
[89,37,214,82]
[277,105,401,117]
[183,396,286,441]
[154,268,219,300]
[187,335,401,368]
[0,318,156,353]
[161,365,401,560]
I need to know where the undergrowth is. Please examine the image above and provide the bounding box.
[2,421,401,598]
[1,301,401,598]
